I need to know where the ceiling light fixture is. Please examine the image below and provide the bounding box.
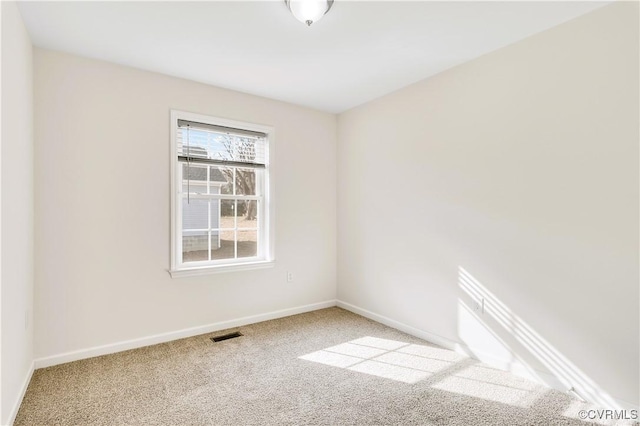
[285,0,334,27]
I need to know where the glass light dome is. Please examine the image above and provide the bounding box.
[285,0,334,27]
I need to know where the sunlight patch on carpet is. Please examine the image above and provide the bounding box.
[299,336,464,384]
[432,365,540,407]
[349,360,432,383]
[299,350,362,368]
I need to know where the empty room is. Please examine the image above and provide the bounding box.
[1,0,638,425]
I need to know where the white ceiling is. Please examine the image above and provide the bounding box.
[18,1,607,113]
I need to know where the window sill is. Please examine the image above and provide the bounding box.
[169,260,275,278]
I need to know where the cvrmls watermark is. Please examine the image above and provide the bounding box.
[578,409,638,421]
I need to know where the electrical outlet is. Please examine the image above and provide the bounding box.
[287,271,293,282]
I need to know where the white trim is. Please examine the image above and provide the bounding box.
[336,300,637,411]
[336,300,463,352]
[169,259,275,277]
[5,360,34,426]
[265,127,275,265]
[34,300,336,369]
[170,110,178,271]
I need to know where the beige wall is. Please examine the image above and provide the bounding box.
[34,50,337,361]
[337,2,638,408]
[1,2,34,424]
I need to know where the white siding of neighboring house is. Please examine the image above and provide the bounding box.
[182,183,221,252]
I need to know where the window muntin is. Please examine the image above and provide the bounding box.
[171,112,272,274]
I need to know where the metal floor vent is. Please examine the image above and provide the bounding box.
[211,331,243,342]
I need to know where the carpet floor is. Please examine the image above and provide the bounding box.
[14,307,627,425]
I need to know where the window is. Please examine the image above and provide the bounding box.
[170,111,274,277]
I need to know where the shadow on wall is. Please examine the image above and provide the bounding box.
[457,266,619,409]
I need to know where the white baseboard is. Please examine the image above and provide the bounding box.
[336,299,637,412]
[34,300,337,369]
[336,300,463,352]
[5,360,35,426]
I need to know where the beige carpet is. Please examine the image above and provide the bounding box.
[14,308,623,425]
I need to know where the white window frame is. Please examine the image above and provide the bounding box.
[169,110,275,277]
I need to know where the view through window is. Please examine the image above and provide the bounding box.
[171,112,272,274]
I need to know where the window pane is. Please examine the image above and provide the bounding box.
[210,229,220,250]
[235,168,260,196]
[210,166,233,195]
[237,230,258,258]
[211,229,235,261]
[209,199,221,230]
[182,199,208,231]
[218,200,236,229]
[182,164,208,194]
[237,200,259,228]
[182,231,208,263]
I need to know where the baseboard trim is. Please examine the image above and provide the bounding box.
[34,300,337,369]
[5,360,35,426]
[336,300,463,352]
[336,299,637,411]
